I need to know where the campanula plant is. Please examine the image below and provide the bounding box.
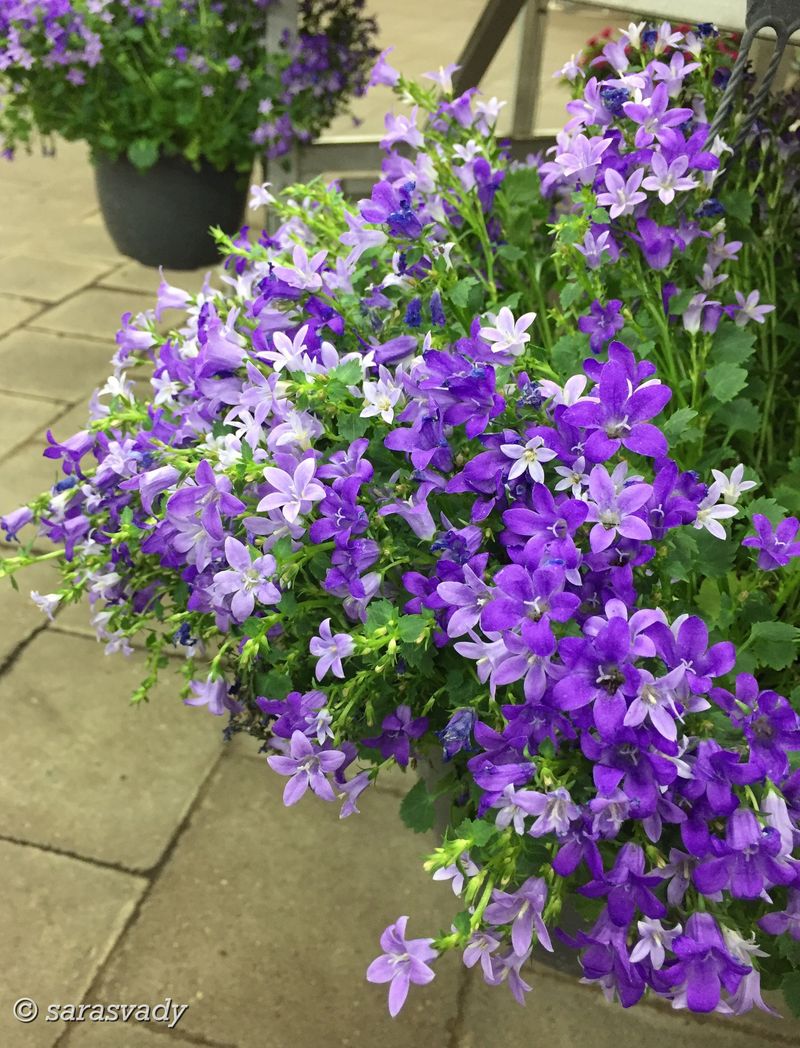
[1,21,799,1023]
[0,0,377,169]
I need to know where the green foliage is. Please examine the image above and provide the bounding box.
[747,621,800,671]
[399,780,435,834]
[706,362,748,404]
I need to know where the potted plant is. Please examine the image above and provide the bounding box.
[2,22,800,1023]
[0,0,377,268]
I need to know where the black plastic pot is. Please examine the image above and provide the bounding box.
[94,154,248,270]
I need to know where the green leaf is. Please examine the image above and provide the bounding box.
[337,413,370,443]
[696,578,721,623]
[399,779,435,833]
[365,599,395,632]
[662,407,699,446]
[747,497,786,525]
[559,281,583,310]
[397,614,428,642]
[781,971,800,1018]
[241,617,265,638]
[453,911,472,937]
[455,818,497,847]
[496,244,525,263]
[448,276,481,309]
[550,332,587,377]
[694,528,737,577]
[126,137,159,169]
[712,397,760,435]
[706,362,748,404]
[711,326,756,365]
[748,621,800,671]
[254,669,293,700]
[721,189,753,225]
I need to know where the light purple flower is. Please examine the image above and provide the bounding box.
[257,458,325,523]
[642,153,697,204]
[366,916,437,1017]
[484,876,552,955]
[309,618,355,679]
[267,730,346,805]
[596,167,647,219]
[212,537,280,622]
[585,465,653,551]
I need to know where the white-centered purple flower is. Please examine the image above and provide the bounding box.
[585,464,652,551]
[641,153,697,204]
[484,876,552,956]
[366,916,437,1017]
[431,852,479,895]
[257,458,325,524]
[267,729,346,806]
[212,537,280,622]
[596,166,647,218]
[309,618,355,679]
[272,244,327,292]
[629,917,681,969]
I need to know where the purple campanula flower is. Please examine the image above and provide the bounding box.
[212,537,280,622]
[759,889,800,940]
[739,686,800,780]
[484,876,552,955]
[578,299,625,353]
[267,730,346,805]
[584,464,653,552]
[1,505,34,541]
[580,843,666,927]
[309,618,355,679]
[595,167,647,219]
[641,153,698,203]
[366,916,436,1017]
[337,770,372,818]
[622,82,693,147]
[661,913,751,1013]
[185,676,243,716]
[732,290,775,326]
[463,930,502,980]
[257,458,325,524]
[564,357,672,461]
[436,708,477,760]
[362,705,429,767]
[432,852,479,895]
[437,564,493,638]
[629,217,681,270]
[693,808,796,899]
[741,513,800,571]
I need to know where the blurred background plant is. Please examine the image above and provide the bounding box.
[0,0,378,171]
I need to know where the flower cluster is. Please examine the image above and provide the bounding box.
[2,22,799,1024]
[0,0,378,168]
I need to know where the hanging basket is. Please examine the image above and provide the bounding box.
[94,153,248,270]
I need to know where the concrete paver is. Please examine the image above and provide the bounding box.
[0,630,224,870]
[0,328,115,401]
[31,288,155,342]
[457,961,800,1048]
[95,753,464,1048]
[0,839,146,1048]
[0,294,43,335]
[0,254,114,303]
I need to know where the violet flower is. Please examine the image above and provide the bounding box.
[212,537,280,622]
[267,730,346,805]
[484,876,553,955]
[309,618,355,679]
[366,916,437,1017]
[661,913,751,1013]
[742,513,800,571]
[362,705,429,767]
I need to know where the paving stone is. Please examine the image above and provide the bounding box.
[0,391,66,453]
[0,839,146,1048]
[0,328,115,401]
[64,1024,200,1047]
[95,753,463,1047]
[0,630,224,869]
[99,260,220,297]
[0,255,115,304]
[30,288,154,343]
[0,560,62,665]
[0,294,42,336]
[456,960,798,1048]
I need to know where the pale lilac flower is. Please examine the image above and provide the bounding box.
[624,666,685,740]
[267,730,346,805]
[722,928,779,1016]
[338,770,371,818]
[185,676,242,716]
[693,483,738,539]
[478,307,536,360]
[257,459,325,523]
[248,181,274,209]
[525,787,580,837]
[463,930,502,980]
[154,269,193,320]
[361,367,404,423]
[484,876,552,955]
[554,456,589,497]
[309,618,355,679]
[493,785,550,834]
[366,916,437,1017]
[596,167,647,219]
[212,537,280,622]
[262,325,313,372]
[432,852,479,894]
[710,465,757,504]
[272,244,328,292]
[642,154,697,204]
[733,290,775,326]
[500,435,557,482]
[651,52,700,96]
[381,108,424,150]
[585,465,652,551]
[553,133,611,182]
[30,590,60,620]
[474,97,506,134]
[422,62,459,94]
[630,918,681,969]
[553,52,584,82]
[339,210,388,265]
[537,374,588,408]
